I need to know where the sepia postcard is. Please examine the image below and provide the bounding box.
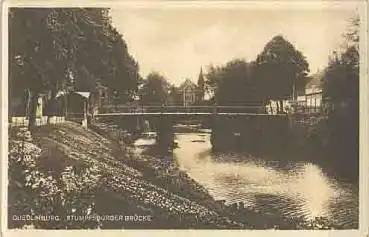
[1,1,368,237]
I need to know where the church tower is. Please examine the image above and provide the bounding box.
[197,67,205,101]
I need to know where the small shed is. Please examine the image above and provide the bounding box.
[66,92,91,128]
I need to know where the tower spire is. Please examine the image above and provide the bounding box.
[197,66,205,101]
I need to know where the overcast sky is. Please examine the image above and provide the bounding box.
[110,4,359,85]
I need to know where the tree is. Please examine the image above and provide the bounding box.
[9,8,141,129]
[254,35,309,112]
[343,16,359,50]
[139,72,169,105]
[319,15,359,181]
[167,84,182,106]
[204,59,260,107]
[9,8,70,129]
[64,9,140,102]
[323,47,359,106]
[204,64,221,101]
[323,15,359,112]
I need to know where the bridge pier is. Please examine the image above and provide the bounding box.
[155,115,175,152]
[211,116,240,152]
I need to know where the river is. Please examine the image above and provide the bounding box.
[134,128,359,229]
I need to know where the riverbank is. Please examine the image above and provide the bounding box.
[8,121,338,229]
[208,114,359,185]
[8,122,246,229]
[90,120,340,230]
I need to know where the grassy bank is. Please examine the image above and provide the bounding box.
[8,122,245,229]
[8,121,336,229]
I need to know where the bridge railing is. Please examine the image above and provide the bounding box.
[289,103,322,115]
[99,105,275,114]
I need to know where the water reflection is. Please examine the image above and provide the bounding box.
[172,133,358,228]
[132,131,358,228]
[134,132,157,152]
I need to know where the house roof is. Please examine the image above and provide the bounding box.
[179,79,197,90]
[74,92,90,99]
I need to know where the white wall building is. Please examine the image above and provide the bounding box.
[179,79,198,107]
[265,71,324,115]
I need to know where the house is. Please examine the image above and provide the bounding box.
[304,71,323,113]
[178,79,198,107]
[288,71,323,114]
[266,71,324,115]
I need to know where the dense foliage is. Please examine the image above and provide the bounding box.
[9,8,140,129]
[317,16,360,181]
[205,60,260,106]
[203,36,309,111]
[139,72,169,106]
[167,84,183,106]
[203,18,359,182]
[254,35,309,104]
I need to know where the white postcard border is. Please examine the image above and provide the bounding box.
[1,1,368,237]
